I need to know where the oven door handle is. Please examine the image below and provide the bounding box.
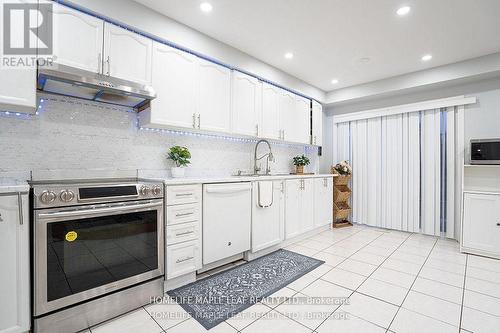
[37,201,162,219]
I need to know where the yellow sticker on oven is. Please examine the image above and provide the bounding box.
[65,231,78,242]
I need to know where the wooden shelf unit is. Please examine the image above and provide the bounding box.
[332,172,352,228]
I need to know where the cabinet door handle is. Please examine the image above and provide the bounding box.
[256,124,259,137]
[175,212,194,217]
[176,256,194,263]
[176,193,193,197]
[175,231,195,237]
[0,213,3,222]
[497,223,500,226]
[192,113,196,128]
[17,193,23,225]
[282,130,285,140]
[106,56,110,76]
[197,114,201,129]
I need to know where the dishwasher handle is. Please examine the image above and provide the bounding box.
[204,183,251,194]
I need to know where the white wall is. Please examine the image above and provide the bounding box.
[323,77,500,167]
[61,0,325,102]
[0,94,317,178]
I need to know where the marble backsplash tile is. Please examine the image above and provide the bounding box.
[0,95,318,179]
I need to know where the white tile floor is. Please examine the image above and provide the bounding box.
[86,225,500,333]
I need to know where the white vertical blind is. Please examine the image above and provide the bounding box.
[333,105,464,239]
[420,109,441,236]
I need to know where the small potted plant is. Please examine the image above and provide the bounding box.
[167,146,191,178]
[292,155,310,174]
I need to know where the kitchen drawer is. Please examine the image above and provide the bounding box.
[166,239,201,279]
[166,221,199,246]
[166,185,202,206]
[166,203,200,225]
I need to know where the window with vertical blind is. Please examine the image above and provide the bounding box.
[332,97,473,239]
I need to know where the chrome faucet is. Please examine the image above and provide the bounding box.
[254,139,274,175]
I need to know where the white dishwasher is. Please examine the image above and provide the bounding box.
[203,182,252,265]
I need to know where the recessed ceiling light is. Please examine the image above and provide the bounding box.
[396,6,411,16]
[421,54,433,61]
[200,2,213,13]
[331,79,339,84]
[284,52,294,59]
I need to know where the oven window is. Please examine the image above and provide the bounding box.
[46,211,158,302]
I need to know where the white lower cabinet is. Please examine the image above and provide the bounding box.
[251,181,285,252]
[166,240,201,279]
[0,192,30,333]
[165,185,202,280]
[462,192,500,257]
[285,179,314,239]
[314,177,333,227]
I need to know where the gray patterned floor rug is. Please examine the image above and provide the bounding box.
[167,249,324,329]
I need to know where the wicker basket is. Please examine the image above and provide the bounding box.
[334,201,351,220]
[334,185,351,202]
[333,174,351,185]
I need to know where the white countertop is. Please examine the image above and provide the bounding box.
[0,178,30,194]
[157,173,335,185]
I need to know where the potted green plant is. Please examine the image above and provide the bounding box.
[292,155,310,174]
[167,146,191,178]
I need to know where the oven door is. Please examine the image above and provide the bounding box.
[34,199,164,316]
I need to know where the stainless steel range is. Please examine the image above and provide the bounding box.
[31,179,165,333]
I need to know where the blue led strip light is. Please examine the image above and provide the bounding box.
[51,0,319,104]
[139,126,318,149]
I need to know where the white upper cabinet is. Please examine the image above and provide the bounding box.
[280,91,310,144]
[143,42,198,129]
[0,66,36,114]
[261,83,281,140]
[312,100,323,146]
[103,23,152,85]
[279,90,296,142]
[231,71,262,137]
[198,58,231,133]
[0,193,30,333]
[295,96,311,144]
[50,3,104,73]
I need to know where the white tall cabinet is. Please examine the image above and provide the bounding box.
[285,179,314,239]
[0,192,29,333]
[231,71,261,137]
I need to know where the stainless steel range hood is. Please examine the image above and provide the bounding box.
[37,64,156,109]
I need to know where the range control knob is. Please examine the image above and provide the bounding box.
[60,190,75,202]
[140,185,150,196]
[152,185,162,196]
[40,190,57,204]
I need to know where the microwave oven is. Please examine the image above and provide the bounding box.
[470,139,500,164]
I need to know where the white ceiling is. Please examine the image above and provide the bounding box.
[133,0,500,92]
